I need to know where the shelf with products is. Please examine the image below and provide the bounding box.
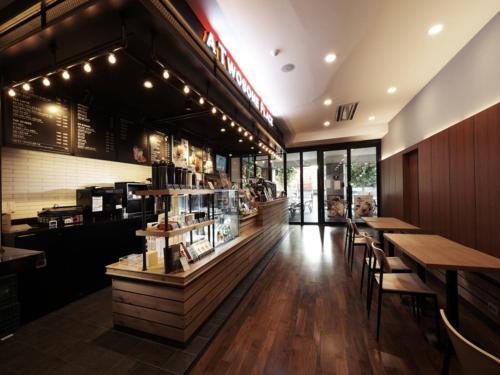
[135,188,214,196]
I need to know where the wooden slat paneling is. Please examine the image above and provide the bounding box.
[418,139,433,232]
[431,130,451,237]
[449,117,476,248]
[474,103,500,258]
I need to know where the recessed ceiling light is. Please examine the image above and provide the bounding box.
[387,86,397,94]
[281,63,295,73]
[144,80,153,89]
[369,116,375,121]
[324,53,337,63]
[270,49,281,57]
[220,128,226,132]
[428,24,444,36]
[238,139,243,143]
[323,121,331,127]
[323,98,332,106]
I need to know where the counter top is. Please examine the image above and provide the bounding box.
[0,247,46,275]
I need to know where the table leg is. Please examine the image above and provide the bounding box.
[445,270,459,327]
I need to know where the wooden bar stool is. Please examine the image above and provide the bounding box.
[368,244,440,341]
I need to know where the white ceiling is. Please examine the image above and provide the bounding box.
[187,0,500,147]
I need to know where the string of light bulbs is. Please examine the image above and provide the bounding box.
[5,49,282,160]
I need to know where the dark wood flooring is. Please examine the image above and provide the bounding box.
[1,226,499,374]
[191,226,500,375]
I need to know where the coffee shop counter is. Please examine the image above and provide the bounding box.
[105,197,288,343]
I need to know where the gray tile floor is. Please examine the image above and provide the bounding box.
[0,238,284,375]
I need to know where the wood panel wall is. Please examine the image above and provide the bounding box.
[380,102,500,324]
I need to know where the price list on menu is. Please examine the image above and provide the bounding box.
[75,103,116,160]
[149,131,167,162]
[7,92,71,153]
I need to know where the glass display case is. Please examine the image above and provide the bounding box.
[214,189,239,246]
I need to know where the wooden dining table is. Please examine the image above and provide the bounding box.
[383,233,500,327]
[362,217,420,255]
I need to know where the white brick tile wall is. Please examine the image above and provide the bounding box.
[1,147,151,219]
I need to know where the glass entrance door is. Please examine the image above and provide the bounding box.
[323,150,348,223]
[350,147,378,220]
[302,151,318,223]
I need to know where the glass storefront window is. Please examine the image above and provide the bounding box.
[286,153,301,223]
[255,155,269,179]
[350,147,378,218]
[271,158,285,194]
[324,150,348,223]
[302,151,318,223]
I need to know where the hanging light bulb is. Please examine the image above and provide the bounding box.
[61,70,70,80]
[162,69,170,79]
[199,97,205,105]
[8,88,16,97]
[183,85,190,94]
[108,53,117,64]
[144,79,153,89]
[83,62,92,73]
[22,82,31,91]
[42,77,51,87]
[211,106,217,114]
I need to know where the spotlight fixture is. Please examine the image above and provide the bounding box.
[42,77,51,87]
[108,53,117,64]
[144,79,153,89]
[220,128,226,132]
[238,127,243,133]
[238,139,243,143]
[22,83,31,91]
[230,121,235,127]
[83,62,92,73]
[61,70,70,80]
[258,151,262,154]
[244,131,248,137]
[162,69,170,79]
[249,135,254,141]
[251,146,254,150]
[8,88,16,97]
[199,97,205,105]
[428,24,444,36]
[324,53,337,63]
[258,142,263,147]
[183,85,190,94]
[222,114,227,121]
[211,106,217,114]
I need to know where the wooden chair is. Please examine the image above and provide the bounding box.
[347,220,368,272]
[368,243,439,341]
[343,218,351,257]
[361,236,411,301]
[440,309,500,375]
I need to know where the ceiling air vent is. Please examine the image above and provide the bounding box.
[335,102,358,122]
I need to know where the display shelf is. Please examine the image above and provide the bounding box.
[136,220,215,237]
[135,188,214,196]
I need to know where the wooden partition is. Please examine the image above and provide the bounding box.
[380,102,500,324]
[106,198,288,343]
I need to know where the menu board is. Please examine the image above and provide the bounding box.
[116,117,149,165]
[6,91,71,153]
[74,103,116,160]
[149,131,167,162]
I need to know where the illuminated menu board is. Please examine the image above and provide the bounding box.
[74,103,116,160]
[6,91,71,153]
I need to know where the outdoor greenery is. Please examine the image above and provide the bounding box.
[275,167,297,187]
[350,162,376,188]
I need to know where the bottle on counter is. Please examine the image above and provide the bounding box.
[175,167,183,188]
[166,160,175,187]
[182,168,188,187]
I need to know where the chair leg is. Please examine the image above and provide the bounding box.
[360,246,368,294]
[367,271,375,316]
[376,288,383,340]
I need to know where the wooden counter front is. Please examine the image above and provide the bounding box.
[106,198,288,343]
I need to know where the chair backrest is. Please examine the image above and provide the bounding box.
[351,221,361,236]
[371,243,391,273]
[440,309,500,375]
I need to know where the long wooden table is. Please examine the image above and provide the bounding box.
[384,233,500,326]
[362,217,420,255]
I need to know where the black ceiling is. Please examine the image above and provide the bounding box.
[0,0,284,156]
